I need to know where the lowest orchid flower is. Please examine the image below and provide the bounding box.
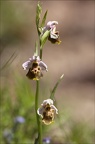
[37,99,58,125]
[22,55,48,80]
[42,21,61,44]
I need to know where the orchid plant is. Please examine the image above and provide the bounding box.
[22,2,63,144]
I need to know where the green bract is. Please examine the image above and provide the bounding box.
[40,30,50,48]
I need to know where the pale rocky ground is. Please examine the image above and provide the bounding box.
[1,0,95,133]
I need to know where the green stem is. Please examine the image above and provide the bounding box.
[35,81,42,144]
[40,47,43,59]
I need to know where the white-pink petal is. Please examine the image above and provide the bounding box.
[39,61,48,71]
[22,60,32,70]
[51,105,58,114]
[37,107,44,118]
[42,99,53,106]
[47,21,58,26]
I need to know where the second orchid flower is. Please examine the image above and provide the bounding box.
[22,55,48,80]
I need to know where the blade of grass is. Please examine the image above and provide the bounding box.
[0,52,17,71]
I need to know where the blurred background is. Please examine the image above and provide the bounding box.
[0,0,95,144]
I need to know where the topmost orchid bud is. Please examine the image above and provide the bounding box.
[42,21,61,44]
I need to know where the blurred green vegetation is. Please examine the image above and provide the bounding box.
[0,77,36,143]
[64,121,95,144]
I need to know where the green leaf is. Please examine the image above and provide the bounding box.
[40,30,50,48]
[36,2,42,34]
[50,74,64,100]
[40,10,48,28]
